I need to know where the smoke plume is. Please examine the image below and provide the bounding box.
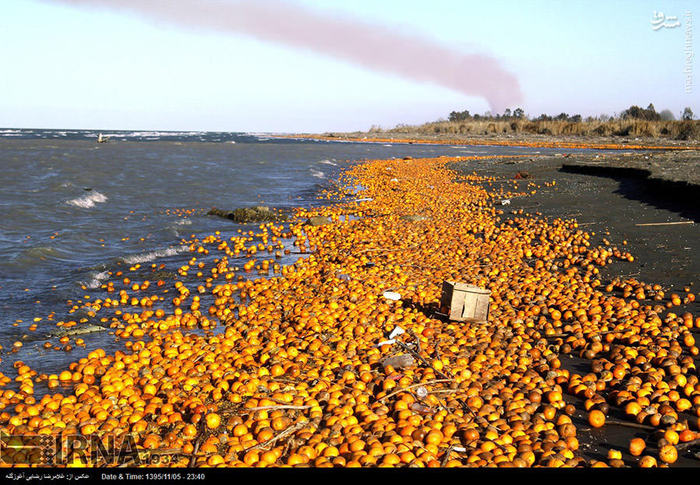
[48,0,523,111]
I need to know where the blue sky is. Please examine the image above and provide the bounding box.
[1,0,697,131]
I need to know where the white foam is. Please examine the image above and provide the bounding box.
[318,159,337,166]
[83,271,109,289]
[310,169,326,179]
[121,245,189,265]
[66,191,108,208]
[175,219,192,226]
[95,131,203,139]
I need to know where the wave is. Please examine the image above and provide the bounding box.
[21,246,65,261]
[120,245,189,265]
[66,191,108,208]
[310,169,326,179]
[94,131,203,139]
[81,270,110,289]
[9,246,74,268]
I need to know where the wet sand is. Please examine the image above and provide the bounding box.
[452,152,699,466]
[452,151,699,289]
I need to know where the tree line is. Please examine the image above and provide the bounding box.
[448,104,695,123]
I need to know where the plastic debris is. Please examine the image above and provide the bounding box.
[381,354,416,370]
[389,326,405,339]
[383,291,402,301]
[501,199,511,205]
[415,386,428,398]
[409,402,432,414]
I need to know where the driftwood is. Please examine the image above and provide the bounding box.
[394,337,475,417]
[189,426,205,467]
[396,340,451,381]
[635,221,694,227]
[240,405,312,412]
[676,438,700,451]
[605,419,656,431]
[243,419,310,452]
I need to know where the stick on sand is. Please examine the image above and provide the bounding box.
[635,221,694,227]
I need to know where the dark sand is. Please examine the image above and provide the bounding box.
[451,151,698,288]
[451,151,699,466]
[321,131,700,149]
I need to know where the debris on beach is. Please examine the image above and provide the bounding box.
[439,281,491,323]
[305,215,332,226]
[399,214,428,222]
[381,354,416,370]
[207,206,286,223]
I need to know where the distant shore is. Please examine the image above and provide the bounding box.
[279,131,700,187]
[283,120,700,150]
[310,116,700,147]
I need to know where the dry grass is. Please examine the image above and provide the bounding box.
[376,119,700,141]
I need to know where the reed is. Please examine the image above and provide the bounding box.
[375,119,699,141]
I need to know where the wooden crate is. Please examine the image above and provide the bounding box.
[440,281,491,323]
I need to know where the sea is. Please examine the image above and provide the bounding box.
[0,128,561,390]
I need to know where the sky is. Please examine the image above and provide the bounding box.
[0,0,697,132]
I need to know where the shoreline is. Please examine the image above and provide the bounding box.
[0,152,698,468]
[277,133,700,151]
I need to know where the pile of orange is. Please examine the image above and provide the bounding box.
[0,154,697,468]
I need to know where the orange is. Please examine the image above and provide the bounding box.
[658,444,678,464]
[629,438,645,456]
[205,413,221,430]
[588,410,605,428]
